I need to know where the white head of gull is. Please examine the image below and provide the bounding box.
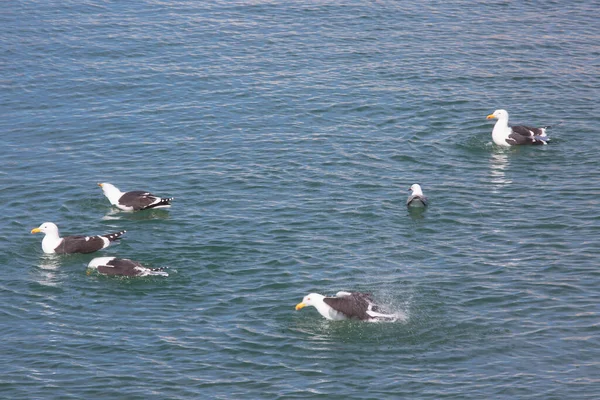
[31,222,63,254]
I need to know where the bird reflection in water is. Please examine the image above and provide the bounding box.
[489,151,512,191]
[35,254,63,287]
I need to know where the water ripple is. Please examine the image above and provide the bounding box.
[2,0,600,398]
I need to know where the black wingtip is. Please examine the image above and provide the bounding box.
[104,230,126,241]
[141,197,173,210]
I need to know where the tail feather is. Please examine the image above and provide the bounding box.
[366,310,401,321]
[540,120,563,135]
[533,135,549,144]
[143,267,169,277]
[144,197,173,210]
[102,230,126,242]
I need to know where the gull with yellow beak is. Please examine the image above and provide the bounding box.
[486,109,550,146]
[31,222,126,254]
[295,291,398,321]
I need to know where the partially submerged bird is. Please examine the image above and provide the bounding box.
[31,222,125,254]
[87,257,168,277]
[98,182,173,211]
[407,184,428,207]
[295,291,397,321]
[486,109,550,146]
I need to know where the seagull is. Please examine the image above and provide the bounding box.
[486,109,550,146]
[87,257,168,277]
[31,222,125,254]
[407,184,428,207]
[98,182,173,211]
[295,291,397,321]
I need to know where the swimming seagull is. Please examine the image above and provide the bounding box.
[87,257,168,277]
[98,182,173,211]
[486,109,550,146]
[407,184,428,207]
[295,291,397,321]
[31,222,125,254]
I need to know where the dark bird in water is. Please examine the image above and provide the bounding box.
[407,184,428,208]
[295,291,398,321]
[31,222,125,254]
[98,182,173,211]
[487,109,550,146]
[87,257,168,277]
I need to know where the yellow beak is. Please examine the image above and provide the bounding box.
[295,302,306,311]
[31,228,41,234]
[486,114,496,119]
[97,183,103,188]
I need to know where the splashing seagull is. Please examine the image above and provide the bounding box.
[98,182,173,211]
[486,109,550,146]
[31,222,125,254]
[87,257,168,277]
[407,184,428,208]
[295,291,398,321]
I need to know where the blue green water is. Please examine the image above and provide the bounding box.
[2,1,599,398]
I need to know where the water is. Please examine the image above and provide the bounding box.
[2,1,599,398]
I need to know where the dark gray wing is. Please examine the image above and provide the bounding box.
[98,258,144,276]
[348,292,384,312]
[349,292,374,301]
[506,131,547,146]
[407,194,428,207]
[506,125,549,146]
[511,125,546,137]
[55,230,125,254]
[118,191,160,210]
[323,294,371,320]
[55,235,106,254]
